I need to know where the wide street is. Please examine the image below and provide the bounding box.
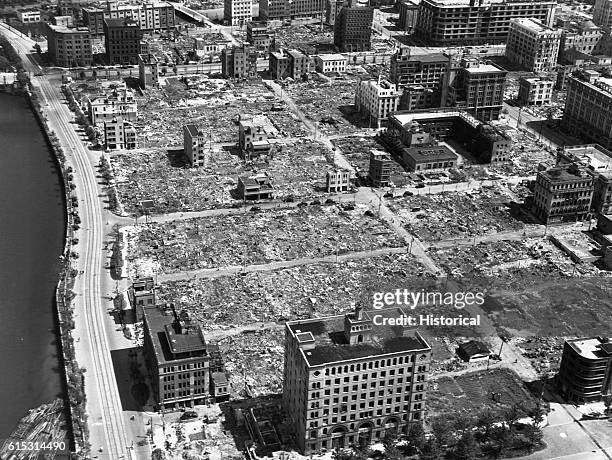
[0,22,146,459]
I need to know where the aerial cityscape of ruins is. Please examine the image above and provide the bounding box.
[0,0,612,456]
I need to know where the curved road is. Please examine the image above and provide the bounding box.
[0,23,130,459]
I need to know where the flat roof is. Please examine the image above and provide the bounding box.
[511,18,555,33]
[104,17,139,27]
[563,144,612,172]
[287,307,431,367]
[463,63,505,74]
[317,53,347,61]
[422,0,554,7]
[47,24,90,34]
[184,124,201,136]
[403,144,458,163]
[390,109,480,128]
[540,165,592,182]
[568,337,612,359]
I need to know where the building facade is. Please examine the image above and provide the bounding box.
[184,124,208,167]
[414,0,556,46]
[104,116,137,150]
[402,145,457,172]
[221,45,258,79]
[282,306,432,454]
[562,71,612,152]
[107,1,176,31]
[224,0,253,26]
[259,0,326,20]
[505,18,561,72]
[531,163,595,224]
[559,20,603,64]
[239,117,271,159]
[518,76,554,105]
[45,24,92,67]
[326,168,352,192]
[315,54,347,73]
[333,0,374,52]
[369,151,392,187]
[87,87,137,126]
[247,21,275,56]
[82,7,105,35]
[104,18,142,65]
[398,0,419,34]
[355,79,400,128]
[558,337,612,404]
[238,173,274,200]
[17,9,41,23]
[138,53,159,89]
[594,0,612,27]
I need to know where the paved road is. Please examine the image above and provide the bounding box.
[0,22,134,459]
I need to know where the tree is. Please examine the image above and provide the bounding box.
[453,431,480,460]
[0,56,10,71]
[431,417,452,447]
[421,438,444,460]
[476,408,499,442]
[331,448,356,460]
[382,430,402,460]
[503,404,524,431]
[405,422,426,454]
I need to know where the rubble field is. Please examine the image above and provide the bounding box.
[155,252,429,326]
[512,337,565,377]
[136,78,308,147]
[273,24,334,51]
[387,187,524,241]
[111,137,332,214]
[126,204,405,274]
[428,369,537,418]
[489,129,556,177]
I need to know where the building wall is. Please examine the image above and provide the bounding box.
[83,8,105,35]
[104,21,142,65]
[46,25,92,67]
[107,2,176,31]
[518,78,553,105]
[224,0,253,26]
[505,20,561,72]
[355,80,399,128]
[594,0,612,27]
[334,4,373,52]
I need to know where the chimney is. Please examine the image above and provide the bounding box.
[355,303,363,320]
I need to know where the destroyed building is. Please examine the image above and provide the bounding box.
[518,76,554,105]
[104,116,137,150]
[238,172,274,200]
[559,20,603,64]
[282,305,432,454]
[326,168,352,193]
[402,144,457,172]
[138,53,159,89]
[104,18,143,65]
[355,79,400,128]
[87,86,137,126]
[368,151,392,187]
[269,49,310,80]
[247,21,275,57]
[222,45,258,79]
[333,0,374,52]
[239,116,272,159]
[558,337,612,404]
[398,0,419,34]
[128,277,155,308]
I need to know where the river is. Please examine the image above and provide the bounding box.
[0,92,65,438]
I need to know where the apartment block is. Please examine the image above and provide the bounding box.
[594,0,612,27]
[224,0,253,26]
[369,151,392,187]
[104,18,142,66]
[326,168,351,192]
[333,0,374,52]
[415,0,556,46]
[87,86,137,126]
[531,163,595,224]
[270,48,309,79]
[398,0,419,34]
[282,305,431,454]
[563,71,612,152]
[518,76,554,105]
[221,45,258,79]
[247,21,275,56]
[238,116,271,159]
[355,79,400,128]
[559,20,603,64]
[447,58,506,121]
[315,54,347,73]
[183,124,208,167]
[45,24,92,67]
[107,1,175,31]
[17,9,41,23]
[142,305,212,410]
[505,18,561,72]
[104,116,137,150]
[138,53,159,89]
[82,7,105,35]
[558,337,612,404]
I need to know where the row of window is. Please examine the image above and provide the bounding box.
[308,404,424,428]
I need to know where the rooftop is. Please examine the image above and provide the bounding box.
[287,307,431,367]
[104,17,139,28]
[390,109,481,128]
[403,144,458,163]
[511,17,556,33]
[317,53,347,61]
[568,337,612,360]
[562,144,612,172]
[47,24,90,34]
[462,63,506,74]
[422,0,555,7]
[540,164,593,183]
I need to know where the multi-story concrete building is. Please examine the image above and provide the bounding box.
[82,7,105,35]
[326,168,352,192]
[259,0,326,20]
[518,76,554,105]
[239,116,271,159]
[142,304,212,410]
[17,9,41,23]
[562,71,612,151]
[104,116,137,150]
[505,18,561,72]
[104,18,142,65]
[269,49,309,79]
[45,24,92,67]
[558,144,612,215]
[558,337,612,404]
[559,20,603,64]
[53,16,74,27]
[594,0,612,28]
[282,305,432,454]
[247,21,275,56]
[355,79,400,128]
[403,144,457,172]
[414,0,556,46]
[184,124,208,167]
[128,277,155,308]
[398,0,419,34]
[269,50,290,79]
[87,86,137,126]
[107,1,176,31]
[447,58,506,121]
[315,54,347,73]
[238,173,274,200]
[326,0,343,25]
[224,0,253,26]
[369,151,393,187]
[138,53,159,89]
[221,45,258,79]
[333,0,374,52]
[531,163,595,224]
